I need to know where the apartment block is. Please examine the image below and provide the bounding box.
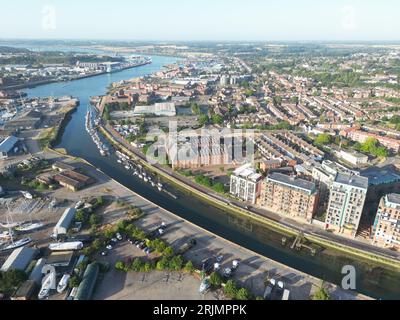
[372,194,400,250]
[325,173,369,237]
[230,163,263,204]
[261,173,319,222]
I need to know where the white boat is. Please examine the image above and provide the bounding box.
[16,222,44,233]
[158,186,162,192]
[57,274,71,293]
[117,159,122,164]
[125,165,130,170]
[21,191,33,200]
[1,237,32,251]
[151,182,156,187]
[143,177,149,183]
[38,274,52,300]
[138,174,143,179]
[49,241,83,251]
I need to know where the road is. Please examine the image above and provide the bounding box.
[74,158,368,300]
[102,124,400,262]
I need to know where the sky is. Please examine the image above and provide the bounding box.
[1,0,399,41]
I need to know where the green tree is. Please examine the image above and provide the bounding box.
[0,270,27,295]
[224,280,238,299]
[312,285,331,300]
[69,276,81,288]
[168,255,184,271]
[89,214,101,228]
[75,210,86,223]
[184,261,195,274]
[131,258,143,272]
[92,239,103,251]
[115,261,126,272]
[156,257,170,271]
[199,114,210,126]
[191,103,201,115]
[236,287,251,300]
[163,246,174,257]
[212,183,226,194]
[209,272,223,287]
[141,262,153,273]
[315,134,333,145]
[211,114,224,125]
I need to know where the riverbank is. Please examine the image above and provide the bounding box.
[1,61,152,91]
[38,102,79,149]
[46,148,371,300]
[98,125,400,271]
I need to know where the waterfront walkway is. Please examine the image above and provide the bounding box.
[102,123,400,263]
[65,153,369,300]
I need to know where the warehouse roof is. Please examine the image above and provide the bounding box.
[0,136,19,154]
[0,247,38,272]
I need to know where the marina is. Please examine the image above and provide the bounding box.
[114,150,175,197]
[22,55,400,300]
[85,107,110,157]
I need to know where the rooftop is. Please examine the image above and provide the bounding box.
[0,136,19,154]
[386,193,400,206]
[361,166,400,186]
[335,173,369,190]
[268,172,316,194]
[233,163,263,182]
[0,247,38,272]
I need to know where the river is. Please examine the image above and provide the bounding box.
[25,55,400,300]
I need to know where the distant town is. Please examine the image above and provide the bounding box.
[0,41,399,302]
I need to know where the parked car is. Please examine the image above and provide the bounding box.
[101,251,108,256]
[223,268,232,278]
[74,201,84,210]
[263,279,276,300]
[116,233,123,241]
[201,258,214,274]
[106,245,113,250]
[282,289,290,300]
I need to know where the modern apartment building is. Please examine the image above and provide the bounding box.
[230,163,263,204]
[372,194,400,250]
[261,173,319,222]
[325,173,369,237]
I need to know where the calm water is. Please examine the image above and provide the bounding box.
[25,56,400,300]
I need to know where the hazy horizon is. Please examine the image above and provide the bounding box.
[1,0,400,42]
